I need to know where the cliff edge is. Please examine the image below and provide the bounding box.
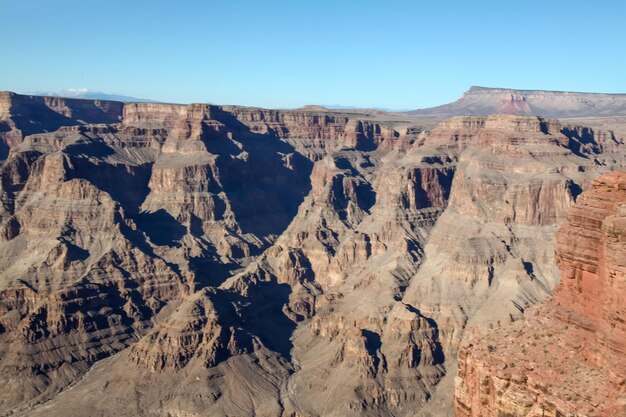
[455,171,626,417]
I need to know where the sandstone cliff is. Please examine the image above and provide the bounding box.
[455,171,626,417]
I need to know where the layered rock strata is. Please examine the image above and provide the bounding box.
[408,86,626,118]
[0,92,625,416]
[455,172,626,417]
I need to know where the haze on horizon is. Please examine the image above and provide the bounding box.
[1,0,625,109]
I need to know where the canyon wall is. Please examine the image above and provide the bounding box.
[455,171,626,417]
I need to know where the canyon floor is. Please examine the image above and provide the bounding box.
[0,89,625,417]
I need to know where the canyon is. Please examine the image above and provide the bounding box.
[0,91,625,416]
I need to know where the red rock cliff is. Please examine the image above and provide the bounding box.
[454,171,626,417]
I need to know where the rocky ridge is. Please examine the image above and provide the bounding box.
[0,92,625,416]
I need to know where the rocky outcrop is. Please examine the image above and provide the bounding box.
[0,93,625,417]
[454,171,626,417]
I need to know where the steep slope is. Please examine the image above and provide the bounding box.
[455,172,626,417]
[0,93,625,416]
[407,86,626,118]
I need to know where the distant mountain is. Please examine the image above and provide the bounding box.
[31,88,156,103]
[406,86,626,118]
[321,104,408,112]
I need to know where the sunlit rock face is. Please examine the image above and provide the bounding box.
[0,92,625,417]
[454,171,626,417]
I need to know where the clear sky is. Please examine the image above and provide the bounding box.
[1,0,625,109]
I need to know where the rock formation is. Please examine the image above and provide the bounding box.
[455,171,626,417]
[407,86,626,118]
[0,92,625,416]
[0,91,123,160]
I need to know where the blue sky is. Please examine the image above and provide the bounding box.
[1,0,625,109]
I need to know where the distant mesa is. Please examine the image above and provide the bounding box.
[296,105,330,112]
[295,105,395,116]
[406,86,626,118]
